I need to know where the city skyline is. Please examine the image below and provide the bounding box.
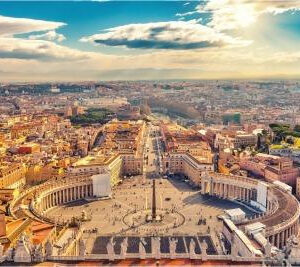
[1,0,300,81]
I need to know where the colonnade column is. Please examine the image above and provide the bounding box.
[60,189,66,204]
[46,195,49,209]
[221,183,225,198]
[67,188,70,202]
[275,234,279,248]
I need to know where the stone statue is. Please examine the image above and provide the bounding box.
[58,247,63,256]
[265,242,272,258]
[120,237,128,258]
[45,240,53,259]
[169,237,178,259]
[152,237,160,259]
[139,238,147,259]
[106,237,116,261]
[79,238,86,257]
[0,243,3,258]
[201,241,208,261]
[5,248,14,262]
[189,238,196,258]
[32,245,43,262]
[286,235,300,265]
[14,235,32,263]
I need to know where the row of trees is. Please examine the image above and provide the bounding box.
[269,123,300,143]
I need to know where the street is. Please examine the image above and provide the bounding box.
[142,123,164,179]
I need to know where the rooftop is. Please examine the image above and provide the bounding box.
[72,153,118,167]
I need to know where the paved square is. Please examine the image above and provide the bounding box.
[46,177,255,254]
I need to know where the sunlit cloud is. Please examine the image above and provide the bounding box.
[0,1,300,81]
[28,30,66,42]
[0,37,91,61]
[197,0,300,31]
[175,11,198,17]
[81,21,252,50]
[0,15,65,37]
[0,15,84,61]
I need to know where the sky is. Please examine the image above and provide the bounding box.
[1,0,300,81]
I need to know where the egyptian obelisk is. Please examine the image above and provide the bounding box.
[152,179,156,220]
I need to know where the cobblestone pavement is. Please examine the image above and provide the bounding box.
[46,177,255,254]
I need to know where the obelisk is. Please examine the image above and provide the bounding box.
[152,179,156,220]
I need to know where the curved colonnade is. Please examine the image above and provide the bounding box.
[10,175,93,225]
[10,172,300,250]
[201,172,300,249]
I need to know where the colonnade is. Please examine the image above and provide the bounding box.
[201,178,254,203]
[34,182,93,213]
[201,173,300,250]
[268,221,299,248]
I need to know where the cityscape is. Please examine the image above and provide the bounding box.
[1,1,300,266]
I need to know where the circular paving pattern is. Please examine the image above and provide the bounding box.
[122,208,185,232]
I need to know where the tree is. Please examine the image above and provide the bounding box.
[294,125,300,133]
[257,133,262,149]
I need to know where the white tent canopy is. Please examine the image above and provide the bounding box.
[92,173,111,198]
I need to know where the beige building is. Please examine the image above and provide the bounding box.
[234,134,258,148]
[215,133,257,150]
[68,120,145,185]
[25,165,42,184]
[0,163,26,189]
[264,158,299,187]
[121,153,143,175]
[162,153,214,186]
[26,161,65,185]
[69,153,123,186]
[69,151,143,186]
[161,122,214,185]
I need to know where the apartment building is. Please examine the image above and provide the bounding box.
[162,153,214,186]
[0,163,26,189]
[69,153,123,186]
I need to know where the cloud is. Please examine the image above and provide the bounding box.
[1,46,300,81]
[197,0,300,31]
[0,15,85,61]
[0,37,90,61]
[0,6,299,81]
[28,30,66,42]
[81,21,251,50]
[175,11,197,17]
[0,15,65,37]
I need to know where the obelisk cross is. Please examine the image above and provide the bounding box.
[152,179,157,220]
